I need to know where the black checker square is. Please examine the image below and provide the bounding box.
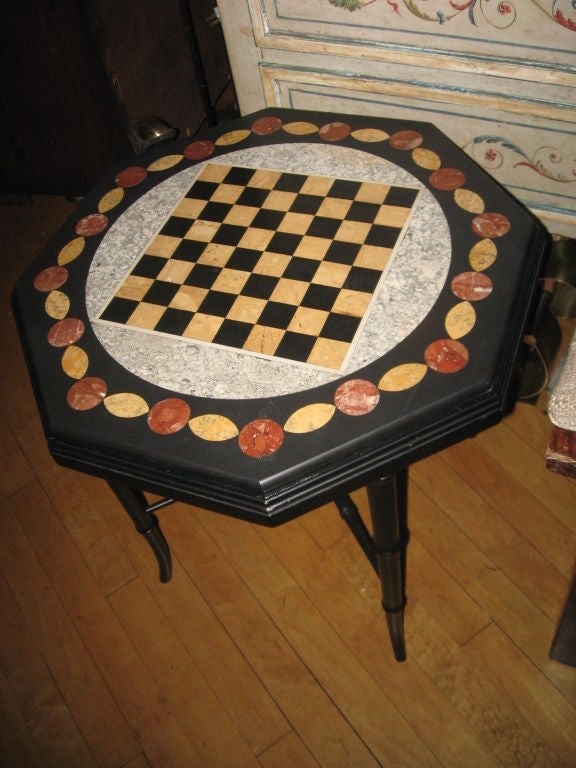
[100,296,139,324]
[171,238,209,263]
[160,215,194,238]
[99,161,419,371]
[131,254,167,279]
[213,319,253,348]
[142,280,181,307]
[184,264,221,288]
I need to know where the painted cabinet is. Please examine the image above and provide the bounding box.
[217,0,576,236]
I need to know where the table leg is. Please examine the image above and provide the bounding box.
[108,480,172,583]
[366,469,409,662]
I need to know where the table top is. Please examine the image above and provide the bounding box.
[13,109,548,523]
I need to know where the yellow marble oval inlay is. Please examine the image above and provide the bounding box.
[351,128,389,143]
[469,239,498,271]
[214,129,251,146]
[284,403,336,433]
[454,188,485,214]
[378,363,427,391]
[104,392,149,418]
[58,236,85,266]
[282,121,319,136]
[147,155,183,172]
[188,414,239,441]
[445,301,476,339]
[61,345,89,379]
[45,290,70,319]
[98,187,125,213]
[412,148,441,170]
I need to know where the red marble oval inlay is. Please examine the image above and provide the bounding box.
[33,265,69,292]
[115,166,147,188]
[147,398,190,435]
[451,271,493,302]
[389,130,423,150]
[425,339,469,373]
[334,379,380,416]
[319,122,351,142]
[183,139,215,161]
[67,377,107,410]
[471,212,511,239]
[251,116,283,135]
[75,213,109,237]
[47,317,85,347]
[238,419,284,458]
[429,167,466,191]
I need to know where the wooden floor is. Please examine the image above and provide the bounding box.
[1,196,576,768]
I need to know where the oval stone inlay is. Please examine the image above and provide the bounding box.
[183,140,215,160]
[115,166,147,188]
[469,239,498,271]
[319,122,351,141]
[47,318,85,347]
[238,419,284,458]
[454,188,484,214]
[351,128,389,143]
[425,339,469,373]
[61,345,89,379]
[147,155,183,172]
[147,398,191,435]
[189,414,239,441]
[188,413,238,442]
[104,393,149,418]
[75,213,108,237]
[282,121,319,135]
[429,168,466,191]
[67,377,107,410]
[334,379,380,416]
[45,290,70,319]
[58,236,85,265]
[284,403,336,433]
[445,301,476,339]
[98,187,125,213]
[252,116,283,135]
[34,265,68,292]
[215,129,251,146]
[471,212,511,239]
[451,271,493,301]
[389,130,423,150]
[412,148,441,170]
[379,363,428,391]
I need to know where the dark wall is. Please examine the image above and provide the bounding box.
[1,1,231,196]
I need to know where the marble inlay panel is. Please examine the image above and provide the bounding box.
[87,144,451,398]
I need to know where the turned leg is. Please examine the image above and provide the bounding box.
[108,480,173,583]
[366,469,409,662]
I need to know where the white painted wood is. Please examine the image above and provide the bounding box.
[217,0,576,236]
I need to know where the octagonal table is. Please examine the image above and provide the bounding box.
[13,109,548,660]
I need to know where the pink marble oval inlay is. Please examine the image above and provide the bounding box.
[334,379,380,416]
[147,398,191,435]
[451,272,493,302]
[75,213,109,237]
[429,168,466,191]
[471,212,511,239]
[183,139,215,161]
[115,166,147,188]
[67,377,107,410]
[389,130,423,150]
[251,116,283,135]
[319,122,351,142]
[425,339,469,373]
[238,419,284,458]
[33,265,68,292]
[47,318,85,347]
